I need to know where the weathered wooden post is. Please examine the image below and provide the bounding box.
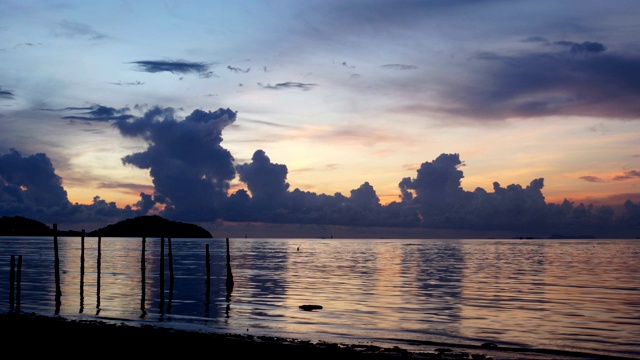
[79,229,85,313]
[15,255,21,312]
[140,237,146,317]
[80,229,85,272]
[167,237,174,313]
[9,255,15,311]
[226,238,234,298]
[168,237,174,290]
[205,244,211,310]
[159,237,165,310]
[53,224,61,313]
[96,236,101,314]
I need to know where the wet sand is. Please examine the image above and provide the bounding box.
[0,312,628,359]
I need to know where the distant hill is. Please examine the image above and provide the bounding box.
[0,216,54,236]
[1,215,212,238]
[87,215,212,238]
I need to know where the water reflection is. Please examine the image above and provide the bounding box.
[459,239,640,354]
[0,236,638,359]
[460,240,548,347]
[32,236,230,321]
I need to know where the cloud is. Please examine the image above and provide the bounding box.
[59,105,134,121]
[114,107,238,221]
[13,42,44,49]
[97,182,154,194]
[258,82,317,91]
[579,176,605,183]
[0,149,70,211]
[399,153,466,207]
[341,61,355,68]
[227,65,250,73]
[236,150,290,206]
[349,182,380,209]
[435,39,640,120]
[553,41,607,55]
[612,170,640,181]
[381,64,418,70]
[0,87,15,99]
[580,170,640,182]
[109,81,145,86]
[242,118,293,128]
[55,20,107,40]
[130,60,214,78]
[0,149,150,224]
[1,145,639,236]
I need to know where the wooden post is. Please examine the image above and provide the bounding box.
[159,237,165,310]
[96,236,101,314]
[9,255,15,311]
[79,229,85,313]
[15,255,22,312]
[226,238,234,297]
[140,237,146,317]
[205,244,211,309]
[167,237,174,313]
[53,224,61,313]
[168,237,174,290]
[80,229,85,272]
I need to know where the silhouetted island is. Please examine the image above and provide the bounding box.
[88,215,212,238]
[0,215,212,238]
[0,216,56,236]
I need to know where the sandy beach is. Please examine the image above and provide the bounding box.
[1,312,628,360]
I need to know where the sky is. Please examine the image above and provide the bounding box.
[1,1,639,236]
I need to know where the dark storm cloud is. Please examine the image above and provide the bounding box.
[381,64,418,70]
[442,40,640,119]
[0,87,15,99]
[0,149,70,211]
[398,153,466,208]
[60,105,134,121]
[130,60,214,78]
[0,149,149,224]
[258,82,317,91]
[236,150,290,205]
[349,182,380,209]
[114,106,238,221]
[225,151,639,234]
[55,20,107,40]
[2,146,639,236]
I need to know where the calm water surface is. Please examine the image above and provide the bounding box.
[0,237,638,358]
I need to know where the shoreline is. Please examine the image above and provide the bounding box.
[1,312,631,359]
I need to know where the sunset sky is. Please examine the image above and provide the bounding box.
[1,1,639,231]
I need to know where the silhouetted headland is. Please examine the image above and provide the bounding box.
[0,215,212,238]
[87,215,212,238]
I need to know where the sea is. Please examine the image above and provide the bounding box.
[0,236,638,359]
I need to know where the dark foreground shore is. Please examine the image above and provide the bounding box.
[0,312,630,360]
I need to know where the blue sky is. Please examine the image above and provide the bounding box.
[1,1,639,235]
